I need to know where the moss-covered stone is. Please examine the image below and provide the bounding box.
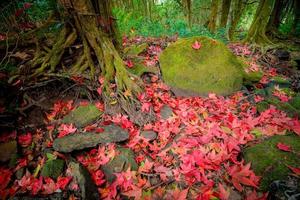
[159,36,245,96]
[62,104,102,128]
[124,43,148,56]
[244,134,300,191]
[41,159,65,179]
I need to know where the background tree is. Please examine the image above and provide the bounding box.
[245,0,275,44]
[208,0,219,32]
[220,0,231,28]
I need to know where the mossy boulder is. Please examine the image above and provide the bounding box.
[159,36,245,96]
[244,134,300,191]
[41,159,65,179]
[62,104,102,128]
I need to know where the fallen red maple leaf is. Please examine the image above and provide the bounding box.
[218,183,230,200]
[18,133,32,147]
[228,163,260,192]
[287,165,300,175]
[125,60,134,68]
[276,143,291,152]
[192,40,201,50]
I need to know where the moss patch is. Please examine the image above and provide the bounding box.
[244,134,300,191]
[62,104,102,128]
[124,43,148,56]
[41,159,65,179]
[159,36,245,96]
[127,59,159,77]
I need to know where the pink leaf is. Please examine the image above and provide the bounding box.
[276,143,291,152]
[192,41,201,50]
[287,165,300,175]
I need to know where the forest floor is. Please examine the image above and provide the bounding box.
[0,36,300,200]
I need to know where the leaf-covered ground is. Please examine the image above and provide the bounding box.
[0,37,300,200]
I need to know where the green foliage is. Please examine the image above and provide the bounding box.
[113,6,228,43]
[19,0,56,22]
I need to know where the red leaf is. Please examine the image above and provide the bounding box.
[192,40,201,50]
[125,60,134,68]
[287,165,300,175]
[57,124,77,138]
[218,183,230,200]
[0,168,12,190]
[18,133,32,147]
[56,176,72,190]
[276,143,291,152]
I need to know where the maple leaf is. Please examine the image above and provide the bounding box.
[18,132,32,147]
[227,163,260,192]
[31,177,43,195]
[0,168,12,190]
[287,165,300,176]
[125,60,134,68]
[218,183,230,200]
[139,159,154,173]
[171,188,189,200]
[97,87,102,95]
[57,124,77,138]
[42,177,57,194]
[192,40,201,50]
[276,142,291,152]
[56,176,72,190]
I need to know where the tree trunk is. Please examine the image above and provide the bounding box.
[208,0,219,33]
[228,0,244,40]
[266,0,285,35]
[220,0,231,28]
[31,0,140,96]
[291,0,300,35]
[245,0,275,44]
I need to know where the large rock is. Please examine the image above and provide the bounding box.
[68,162,99,200]
[0,141,17,162]
[53,125,129,153]
[101,147,138,183]
[62,104,102,128]
[159,36,245,96]
[244,134,300,191]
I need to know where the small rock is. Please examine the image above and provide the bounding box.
[15,168,25,180]
[101,147,138,183]
[69,162,99,200]
[140,131,157,141]
[160,105,173,120]
[0,140,17,162]
[53,125,129,153]
[41,159,65,179]
[62,104,102,128]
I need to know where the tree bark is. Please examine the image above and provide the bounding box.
[31,0,140,96]
[208,0,219,33]
[245,0,275,44]
[266,0,285,35]
[291,0,300,35]
[228,0,244,40]
[220,0,231,28]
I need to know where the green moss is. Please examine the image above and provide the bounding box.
[289,94,300,110]
[127,59,159,77]
[41,159,65,179]
[266,97,300,117]
[62,104,102,128]
[256,101,270,113]
[159,36,245,96]
[244,71,264,83]
[244,134,300,191]
[124,43,148,56]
